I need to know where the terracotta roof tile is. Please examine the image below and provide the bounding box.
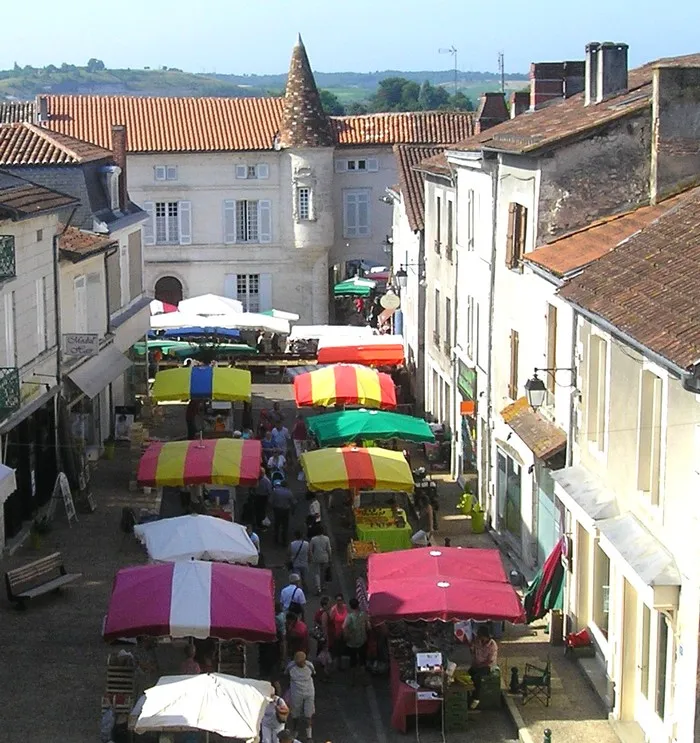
[525,192,690,277]
[558,186,700,369]
[449,53,700,155]
[393,145,444,232]
[0,102,35,124]
[414,151,451,177]
[0,122,113,166]
[500,396,567,460]
[59,226,116,261]
[0,172,79,219]
[333,111,474,146]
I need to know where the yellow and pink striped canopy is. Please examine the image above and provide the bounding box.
[294,364,396,409]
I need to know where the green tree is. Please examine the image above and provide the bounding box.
[448,91,473,111]
[87,58,105,72]
[370,77,408,112]
[345,101,369,115]
[319,89,345,115]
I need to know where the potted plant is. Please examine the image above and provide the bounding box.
[30,514,51,549]
[458,483,474,516]
[103,435,116,460]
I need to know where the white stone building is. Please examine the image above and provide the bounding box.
[38,38,474,323]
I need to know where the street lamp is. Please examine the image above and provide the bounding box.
[524,373,547,410]
[394,266,408,290]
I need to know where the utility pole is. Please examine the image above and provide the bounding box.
[498,51,505,94]
[439,46,458,94]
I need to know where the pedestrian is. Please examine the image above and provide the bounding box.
[270,480,295,546]
[288,530,310,588]
[327,593,348,669]
[180,644,201,675]
[269,401,284,427]
[185,399,202,440]
[267,449,287,476]
[271,421,290,456]
[467,625,498,709]
[277,730,302,743]
[309,526,332,595]
[262,430,277,460]
[260,680,289,743]
[286,612,310,657]
[417,495,434,543]
[254,468,273,530]
[343,598,371,685]
[291,414,309,460]
[280,574,307,618]
[284,651,315,743]
[312,596,332,678]
[242,401,253,431]
[246,523,261,552]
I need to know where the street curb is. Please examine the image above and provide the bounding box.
[502,691,535,743]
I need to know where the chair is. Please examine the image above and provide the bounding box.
[520,657,552,706]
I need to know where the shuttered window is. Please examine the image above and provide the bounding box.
[506,202,528,269]
[508,329,519,400]
[343,190,370,238]
[546,304,558,397]
[153,201,191,245]
[74,276,88,334]
[223,200,272,244]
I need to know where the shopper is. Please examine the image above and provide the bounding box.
[254,468,273,530]
[327,593,348,668]
[280,574,307,619]
[270,480,295,546]
[180,645,201,675]
[285,651,315,743]
[286,612,310,657]
[260,681,289,743]
[309,526,332,595]
[343,598,371,685]
[288,530,310,588]
[468,625,498,708]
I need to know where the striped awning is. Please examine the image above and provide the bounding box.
[294,364,397,409]
[151,367,252,402]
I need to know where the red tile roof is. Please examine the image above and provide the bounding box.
[414,151,451,177]
[450,53,700,155]
[59,226,116,261]
[0,102,35,124]
[0,174,79,219]
[393,145,444,232]
[41,95,474,152]
[559,186,700,369]
[500,396,567,460]
[0,122,113,165]
[526,192,690,278]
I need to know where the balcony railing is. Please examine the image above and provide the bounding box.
[0,236,16,280]
[0,367,20,419]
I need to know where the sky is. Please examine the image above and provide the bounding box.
[2,0,699,75]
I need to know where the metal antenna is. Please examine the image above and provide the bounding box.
[498,51,505,94]
[439,46,458,93]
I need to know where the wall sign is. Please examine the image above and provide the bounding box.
[63,333,99,357]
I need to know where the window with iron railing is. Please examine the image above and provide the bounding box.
[0,235,16,280]
[0,366,20,420]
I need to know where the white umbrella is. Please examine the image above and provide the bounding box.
[134,673,273,741]
[262,308,300,321]
[134,515,259,565]
[288,324,375,341]
[178,293,244,316]
[151,311,290,335]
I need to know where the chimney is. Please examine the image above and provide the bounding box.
[586,42,628,104]
[510,91,530,118]
[37,97,49,125]
[475,92,509,134]
[530,61,585,109]
[111,124,128,212]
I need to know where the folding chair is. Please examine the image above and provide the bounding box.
[520,657,552,706]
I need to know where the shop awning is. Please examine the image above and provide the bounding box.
[0,463,17,504]
[316,335,405,366]
[288,325,375,341]
[598,513,680,610]
[500,397,567,461]
[66,344,132,399]
[550,465,619,528]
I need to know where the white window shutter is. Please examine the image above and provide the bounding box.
[35,278,45,353]
[256,163,269,179]
[119,243,130,306]
[223,274,238,300]
[143,201,155,246]
[367,158,379,172]
[74,276,87,333]
[258,200,272,243]
[335,160,347,173]
[166,166,178,181]
[178,201,192,245]
[154,166,166,181]
[223,199,237,244]
[344,192,357,237]
[235,165,248,179]
[259,273,273,312]
[358,192,370,236]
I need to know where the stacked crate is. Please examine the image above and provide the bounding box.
[444,679,471,732]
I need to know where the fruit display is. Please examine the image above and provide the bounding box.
[355,507,407,529]
[347,539,379,563]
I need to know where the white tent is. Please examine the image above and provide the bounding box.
[178,294,244,316]
[133,515,259,565]
[150,311,290,335]
[134,673,273,741]
[288,324,376,341]
[317,333,404,350]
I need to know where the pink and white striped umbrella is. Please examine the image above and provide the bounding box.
[150,299,178,315]
[104,561,276,642]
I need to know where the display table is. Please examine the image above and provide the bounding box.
[355,508,412,552]
[389,657,441,733]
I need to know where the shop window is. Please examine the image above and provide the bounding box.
[496,450,522,542]
[655,614,669,719]
[593,543,610,637]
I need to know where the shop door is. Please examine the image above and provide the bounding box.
[536,466,561,566]
[496,450,522,546]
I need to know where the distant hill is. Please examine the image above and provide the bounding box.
[0,62,527,103]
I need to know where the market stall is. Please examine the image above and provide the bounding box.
[333,276,377,297]
[316,334,405,366]
[151,366,252,403]
[354,506,412,551]
[294,364,397,409]
[306,408,434,447]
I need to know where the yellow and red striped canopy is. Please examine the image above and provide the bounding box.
[300,446,413,492]
[137,438,262,488]
[294,364,396,409]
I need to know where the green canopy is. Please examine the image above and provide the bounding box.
[133,341,257,358]
[333,277,376,297]
[306,409,436,447]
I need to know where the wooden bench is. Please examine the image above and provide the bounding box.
[5,552,82,609]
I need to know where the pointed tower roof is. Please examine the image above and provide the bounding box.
[279,35,333,148]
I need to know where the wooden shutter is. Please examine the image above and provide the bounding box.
[119,243,130,306]
[235,165,248,179]
[35,278,45,353]
[509,329,519,399]
[142,201,155,246]
[4,292,15,366]
[357,191,370,237]
[366,158,379,172]
[256,163,269,179]
[154,166,166,181]
[546,304,558,395]
[259,273,272,312]
[516,205,528,264]
[223,200,236,244]
[223,274,238,300]
[258,200,272,243]
[87,272,103,333]
[505,202,516,268]
[344,192,357,237]
[178,201,192,245]
[74,276,87,333]
[166,166,178,181]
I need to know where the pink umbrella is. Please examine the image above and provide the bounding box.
[104,561,276,642]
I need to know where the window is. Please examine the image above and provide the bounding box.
[640,604,651,698]
[223,200,271,244]
[546,303,558,399]
[154,165,178,181]
[36,277,48,353]
[445,297,452,354]
[433,289,441,346]
[466,188,475,250]
[593,543,610,637]
[297,187,311,221]
[236,274,260,313]
[335,158,379,173]
[446,200,454,261]
[466,295,476,359]
[4,291,16,366]
[343,190,370,238]
[236,200,259,242]
[73,276,87,334]
[119,243,130,307]
[496,450,522,540]
[36,229,43,243]
[109,171,120,211]
[87,273,103,333]
[506,202,528,269]
[508,329,519,400]
[0,235,15,279]
[637,369,663,505]
[655,615,669,719]
[235,164,269,180]
[587,334,608,450]
[154,202,180,244]
[435,196,442,253]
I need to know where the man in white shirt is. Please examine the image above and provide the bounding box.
[280,574,307,615]
[271,422,290,454]
[285,651,315,743]
[309,526,332,595]
[288,530,310,589]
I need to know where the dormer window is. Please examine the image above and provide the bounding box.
[101,165,122,213]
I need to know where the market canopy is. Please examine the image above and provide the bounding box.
[151,311,289,335]
[317,334,405,366]
[151,367,252,402]
[150,299,178,315]
[137,439,261,488]
[151,326,242,341]
[288,325,375,341]
[300,446,413,492]
[333,276,377,297]
[133,514,259,564]
[133,673,273,740]
[307,409,435,447]
[103,561,276,642]
[294,364,397,409]
[134,341,256,359]
[367,547,525,624]
[177,293,244,316]
[261,308,300,321]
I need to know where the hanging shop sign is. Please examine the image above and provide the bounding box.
[457,361,476,402]
[63,333,99,357]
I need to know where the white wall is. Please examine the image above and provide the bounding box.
[60,254,107,337]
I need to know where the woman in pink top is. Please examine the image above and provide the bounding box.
[327,594,348,664]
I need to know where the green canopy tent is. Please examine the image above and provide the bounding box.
[306,408,436,447]
[133,341,257,359]
[333,277,377,298]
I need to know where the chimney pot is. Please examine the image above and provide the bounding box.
[585,41,628,104]
[37,97,48,124]
[111,124,128,212]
